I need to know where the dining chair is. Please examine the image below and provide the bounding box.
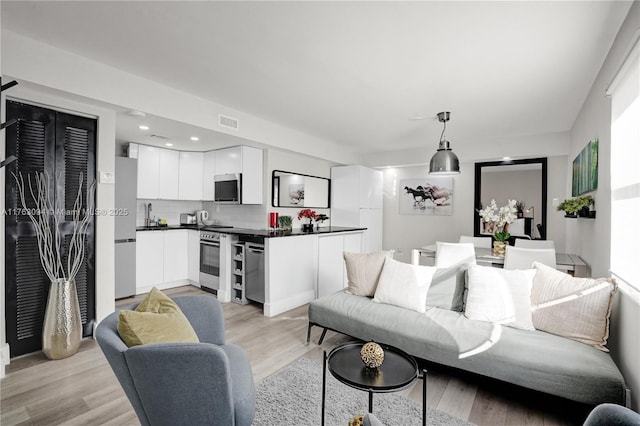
[504,246,556,270]
[515,239,555,249]
[435,242,476,268]
[458,235,492,249]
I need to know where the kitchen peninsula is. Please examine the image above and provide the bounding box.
[135,225,366,317]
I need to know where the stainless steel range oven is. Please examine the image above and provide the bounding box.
[199,230,220,293]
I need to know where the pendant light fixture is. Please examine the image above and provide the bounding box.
[429,111,460,175]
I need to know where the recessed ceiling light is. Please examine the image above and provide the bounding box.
[502,156,511,160]
[127,110,146,118]
[190,136,199,141]
[139,125,149,130]
[165,143,173,147]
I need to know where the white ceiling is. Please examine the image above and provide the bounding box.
[1,1,633,160]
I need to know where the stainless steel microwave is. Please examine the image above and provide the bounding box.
[214,173,242,204]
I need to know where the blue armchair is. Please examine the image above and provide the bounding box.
[96,295,255,426]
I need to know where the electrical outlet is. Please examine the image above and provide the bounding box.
[99,171,115,184]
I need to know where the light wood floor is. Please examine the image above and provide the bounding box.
[1,285,591,425]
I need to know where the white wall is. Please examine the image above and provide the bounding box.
[383,155,568,262]
[266,149,337,229]
[568,2,640,410]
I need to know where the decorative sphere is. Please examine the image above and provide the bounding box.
[360,342,384,369]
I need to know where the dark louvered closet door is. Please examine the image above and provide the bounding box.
[5,101,96,357]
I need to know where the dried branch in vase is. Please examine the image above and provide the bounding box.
[13,171,95,283]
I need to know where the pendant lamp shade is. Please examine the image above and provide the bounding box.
[429,112,460,175]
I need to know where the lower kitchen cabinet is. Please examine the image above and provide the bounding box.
[317,232,363,298]
[136,231,164,290]
[136,230,191,293]
[187,230,200,283]
[163,230,189,282]
[264,231,364,317]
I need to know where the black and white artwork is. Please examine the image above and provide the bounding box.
[399,178,453,215]
[289,183,304,206]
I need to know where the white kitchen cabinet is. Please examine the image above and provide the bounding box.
[136,231,164,289]
[158,148,180,199]
[215,146,243,175]
[332,165,383,252]
[317,232,364,298]
[202,150,216,201]
[264,230,364,317]
[136,230,190,293]
[163,230,189,282]
[214,145,263,204]
[137,145,160,199]
[187,230,200,283]
[178,151,204,200]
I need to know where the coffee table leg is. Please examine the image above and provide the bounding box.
[322,351,327,426]
[422,369,427,426]
[368,390,373,414]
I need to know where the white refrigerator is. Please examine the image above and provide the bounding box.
[114,157,137,298]
[331,165,383,252]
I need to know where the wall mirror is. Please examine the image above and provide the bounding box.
[474,158,547,240]
[272,170,331,208]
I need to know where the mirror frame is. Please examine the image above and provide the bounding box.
[474,157,548,240]
[271,169,331,209]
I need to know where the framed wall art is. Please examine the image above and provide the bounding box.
[399,177,453,215]
[572,139,598,196]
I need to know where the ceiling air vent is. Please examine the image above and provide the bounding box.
[149,134,171,140]
[218,114,239,131]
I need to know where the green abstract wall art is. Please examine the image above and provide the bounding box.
[572,139,598,196]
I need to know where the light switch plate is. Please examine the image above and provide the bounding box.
[552,198,559,207]
[100,170,115,184]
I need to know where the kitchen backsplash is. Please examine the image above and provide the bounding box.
[202,202,267,229]
[137,199,204,226]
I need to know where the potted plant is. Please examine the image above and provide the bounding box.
[515,200,525,218]
[557,195,594,218]
[477,199,518,256]
[278,215,293,231]
[297,209,319,232]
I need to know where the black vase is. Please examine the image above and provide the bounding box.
[578,207,590,218]
[302,223,314,232]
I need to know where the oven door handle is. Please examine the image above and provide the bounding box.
[200,241,220,248]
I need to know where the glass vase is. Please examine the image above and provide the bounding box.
[42,278,82,360]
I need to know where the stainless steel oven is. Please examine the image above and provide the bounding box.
[199,231,220,293]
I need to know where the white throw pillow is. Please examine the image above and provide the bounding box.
[464,265,536,330]
[373,257,436,313]
[531,262,617,351]
[343,250,394,297]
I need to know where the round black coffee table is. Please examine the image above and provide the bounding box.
[321,341,427,425]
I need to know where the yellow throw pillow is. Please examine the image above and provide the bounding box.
[117,287,199,347]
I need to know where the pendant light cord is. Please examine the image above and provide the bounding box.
[440,120,447,142]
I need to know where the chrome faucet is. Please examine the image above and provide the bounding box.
[145,202,153,226]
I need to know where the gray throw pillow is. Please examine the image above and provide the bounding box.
[426,263,471,311]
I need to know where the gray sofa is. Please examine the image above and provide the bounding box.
[307,290,628,406]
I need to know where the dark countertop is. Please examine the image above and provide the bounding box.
[136,225,366,238]
[136,224,202,231]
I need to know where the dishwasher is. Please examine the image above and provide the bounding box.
[243,236,265,303]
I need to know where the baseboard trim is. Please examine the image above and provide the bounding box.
[264,290,315,317]
[0,342,10,378]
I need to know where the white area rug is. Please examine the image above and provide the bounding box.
[253,357,474,426]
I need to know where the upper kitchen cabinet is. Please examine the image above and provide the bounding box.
[136,144,160,199]
[178,151,204,200]
[203,150,216,201]
[158,148,179,199]
[215,146,263,204]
